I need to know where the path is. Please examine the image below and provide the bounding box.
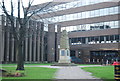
[54,66,103,81]
[2,65,103,80]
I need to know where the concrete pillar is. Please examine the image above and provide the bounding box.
[33,22,37,62]
[25,37,28,62]
[47,24,55,62]
[2,16,11,62]
[104,36,106,43]
[33,34,37,62]
[6,24,10,62]
[2,21,4,62]
[25,22,29,62]
[9,33,12,62]
[56,25,61,61]
[36,22,41,62]
[29,20,32,62]
[86,38,88,44]
[0,15,2,63]
[11,35,14,62]
[1,15,5,62]
[40,22,44,62]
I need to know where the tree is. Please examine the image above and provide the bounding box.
[0,0,51,70]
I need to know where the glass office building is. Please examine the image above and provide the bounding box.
[29,0,120,63]
[1,0,119,63]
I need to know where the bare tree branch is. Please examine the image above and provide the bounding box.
[27,2,52,21]
[18,0,22,25]
[25,0,34,15]
[21,0,25,13]
[0,0,55,70]
[1,0,12,21]
[11,0,13,17]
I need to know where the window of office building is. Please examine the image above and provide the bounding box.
[70,35,120,45]
[37,0,113,15]
[94,37,99,42]
[105,36,109,41]
[81,37,86,44]
[63,20,119,32]
[100,36,104,43]
[110,35,114,41]
[44,6,119,24]
[78,38,82,44]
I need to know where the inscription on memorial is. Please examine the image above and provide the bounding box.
[61,50,65,56]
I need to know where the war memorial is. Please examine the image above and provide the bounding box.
[0,0,120,64]
[0,0,120,80]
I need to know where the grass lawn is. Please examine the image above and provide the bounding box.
[2,67,57,80]
[1,63,52,66]
[82,66,115,81]
[1,63,101,67]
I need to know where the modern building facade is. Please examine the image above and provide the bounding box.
[30,0,120,64]
[1,0,120,64]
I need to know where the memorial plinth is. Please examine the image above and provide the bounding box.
[52,30,77,66]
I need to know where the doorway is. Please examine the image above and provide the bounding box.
[70,50,75,56]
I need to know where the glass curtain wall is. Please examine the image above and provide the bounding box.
[69,35,120,45]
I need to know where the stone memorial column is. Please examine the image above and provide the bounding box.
[52,30,76,66]
[58,30,71,63]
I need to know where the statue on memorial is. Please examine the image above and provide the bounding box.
[58,30,71,63]
[52,30,76,66]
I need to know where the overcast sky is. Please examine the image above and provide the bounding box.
[0,0,53,16]
[24,0,53,6]
[0,0,119,16]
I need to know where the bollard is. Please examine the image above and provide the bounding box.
[113,62,120,81]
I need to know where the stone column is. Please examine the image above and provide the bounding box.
[9,33,13,62]
[28,20,32,62]
[40,22,44,62]
[6,20,10,62]
[56,25,61,62]
[11,35,14,62]
[0,15,5,62]
[86,38,88,44]
[104,36,106,43]
[25,29,28,62]
[24,21,29,62]
[36,22,41,62]
[33,21,37,62]
[47,24,55,62]
[0,15,3,63]
[58,30,71,64]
